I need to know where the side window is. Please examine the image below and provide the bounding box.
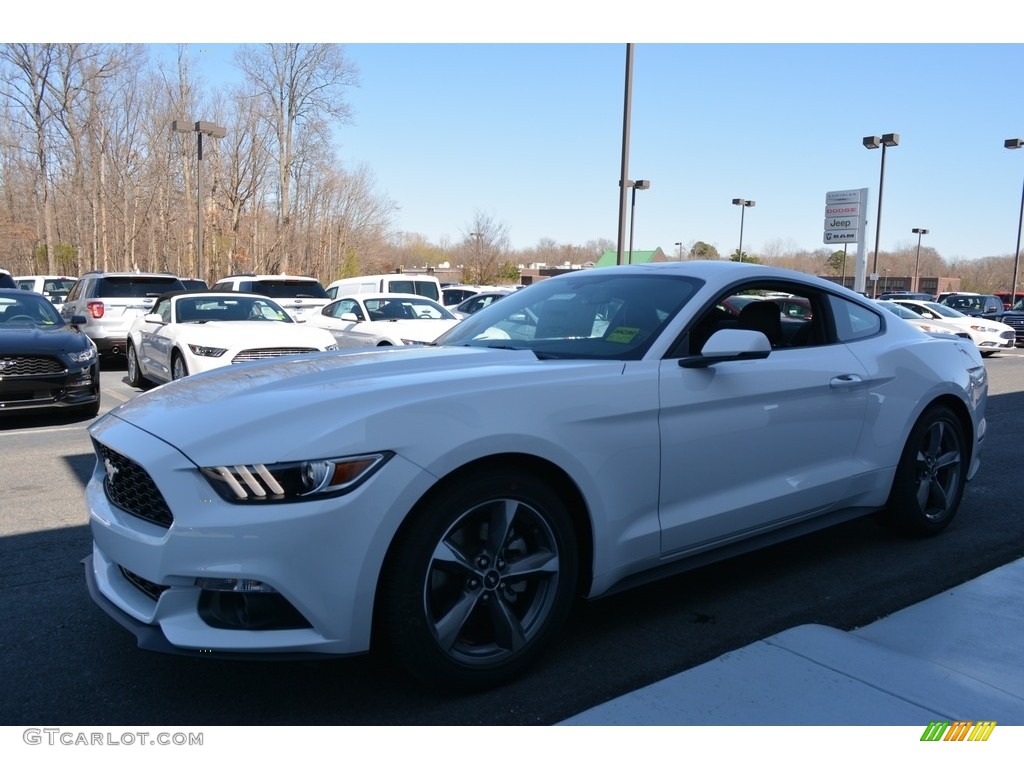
[156,300,172,322]
[330,299,361,320]
[682,284,826,355]
[66,278,85,301]
[829,295,881,342]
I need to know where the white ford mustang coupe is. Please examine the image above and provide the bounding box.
[125,292,338,386]
[85,262,987,690]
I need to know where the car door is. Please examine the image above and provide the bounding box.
[657,292,873,555]
[138,298,174,381]
[315,298,365,347]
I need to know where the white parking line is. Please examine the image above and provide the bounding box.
[0,425,86,437]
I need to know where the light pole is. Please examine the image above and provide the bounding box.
[1005,138,1024,306]
[863,133,899,298]
[731,198,755,262]
[674,241,683,260]
[627,179,650,264]
[912,227,929,293]
[172,120,226,283]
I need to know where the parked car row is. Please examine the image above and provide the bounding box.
[887,298,1016,356]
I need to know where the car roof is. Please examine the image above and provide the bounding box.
[219,274,320,281]
[333,292,439,302]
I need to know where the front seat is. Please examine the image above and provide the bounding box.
[736,300,783,347]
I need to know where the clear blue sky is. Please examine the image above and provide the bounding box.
[16,5,1024,262]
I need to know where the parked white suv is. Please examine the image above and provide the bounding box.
[60,271,186,357]
[326,273,442,303]
[211,274,331,321]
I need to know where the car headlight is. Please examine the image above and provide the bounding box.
[64,345,97,365]
[325,344,338,351]
[399,339,426,346]
[188,344,228,357]
[200,452,392,503]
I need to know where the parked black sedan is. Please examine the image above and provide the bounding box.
[0,289,100,417]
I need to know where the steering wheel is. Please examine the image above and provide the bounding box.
[6,315,36,323]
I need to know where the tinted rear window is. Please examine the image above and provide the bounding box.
[251,280,328,299]
[386,279,439,301]
[97,276,184,297]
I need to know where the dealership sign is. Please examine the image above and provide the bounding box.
[823,188,868,245]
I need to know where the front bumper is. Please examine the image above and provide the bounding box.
[0,363,99,412]
[85,413,433,657]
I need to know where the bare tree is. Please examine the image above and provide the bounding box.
[461,210,511,284]
[234,44,358,272]
[1,44,60,272]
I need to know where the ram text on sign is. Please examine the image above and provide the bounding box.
[824,230,858,243]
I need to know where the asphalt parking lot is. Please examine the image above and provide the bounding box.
[2,351,1023,725]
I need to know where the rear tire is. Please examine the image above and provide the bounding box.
[126,342,144,387]
[881,405,967,536]
[379,471,578,691]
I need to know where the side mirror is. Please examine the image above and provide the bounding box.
[143,313,162,323]
[70,314,88,326]
[339,312,360,322]
[679,328,771,369]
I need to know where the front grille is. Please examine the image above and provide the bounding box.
[1002,316,1024,338]
[0,355,65,376]
[95,442,174,528]
[1000,330,1016,340]
[119,566,169,601]
[231,347,317,363]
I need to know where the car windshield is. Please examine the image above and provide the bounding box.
[435,272,701,360]
[365,297,455,321]
[920,301,966,319]
[0,294,64,326]
[175,296,292,323]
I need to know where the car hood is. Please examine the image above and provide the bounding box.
[0,324,91,355]
[97,346,606,466]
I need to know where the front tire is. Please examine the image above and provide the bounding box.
[380,471,578,691]
[882,405,967,536]
[171,351,189,380]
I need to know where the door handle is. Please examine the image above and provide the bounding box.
[830,374,863,388]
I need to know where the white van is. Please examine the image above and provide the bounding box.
[326,273,442,303]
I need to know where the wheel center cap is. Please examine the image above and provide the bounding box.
[483,570,501,590]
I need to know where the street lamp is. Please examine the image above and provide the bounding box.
[1005,138,1024,306]
[674,241,683,260]
[172,119,227,283]
[863,132,899,298]
[627,179,650,264]
[731,198,755,262]
[912,227,929,293]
